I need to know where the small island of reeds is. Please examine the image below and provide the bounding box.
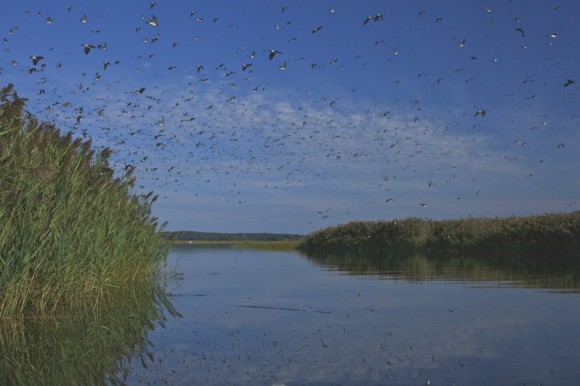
[0,84,170,318]
[298,211,580,259]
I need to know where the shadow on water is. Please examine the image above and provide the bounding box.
[0,270,180,386]
[304,249,580,292]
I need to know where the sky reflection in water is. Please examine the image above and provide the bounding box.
[125,246,580,385]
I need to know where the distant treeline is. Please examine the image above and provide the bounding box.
[298,211,580,257]
[164,231,304,242]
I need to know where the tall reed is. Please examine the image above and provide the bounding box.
[299,212,580,258]
[0,84,169,317]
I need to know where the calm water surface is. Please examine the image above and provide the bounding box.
[125,246,580,385]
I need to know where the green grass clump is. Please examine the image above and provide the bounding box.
[0,84,169,317]
[299,212,580,258]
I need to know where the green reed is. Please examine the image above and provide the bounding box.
[299,212,580,258]
[0,84,170,317]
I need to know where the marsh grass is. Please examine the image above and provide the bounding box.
[0,84,169,317]
[299,212,580,259]
[172,239,302,251]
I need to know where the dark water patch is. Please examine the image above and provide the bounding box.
[228,304,332,313]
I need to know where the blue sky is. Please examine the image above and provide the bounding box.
[1,1,579,234]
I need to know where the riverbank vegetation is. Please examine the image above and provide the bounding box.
[0,84,170,317]
[165,230,304,242]
[173,239,302,251]
[167,230,304,251]
[298,211,580,258]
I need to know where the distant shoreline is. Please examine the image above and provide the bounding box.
[171,239,302,251]
[164,230,304,242]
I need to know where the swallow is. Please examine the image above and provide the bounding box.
[30,56,43,65]
[311,26,323,33]
[564,79,575,87]
[268,50,282,60]
[515,28,524,38]
[82,44,95,55]
[474,109,486,117]
[147,15,158,27]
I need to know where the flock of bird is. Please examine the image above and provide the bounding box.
[1,1,577,231]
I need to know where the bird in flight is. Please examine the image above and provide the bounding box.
[147,15,159,27]
[82,44,95,55]
[30,56,43,65]
[268,50,283,60]
[363,13,383,25]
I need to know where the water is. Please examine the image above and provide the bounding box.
[123,245,580,385]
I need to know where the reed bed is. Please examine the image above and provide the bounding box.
[0,84,169,317]
[299,212,580,258]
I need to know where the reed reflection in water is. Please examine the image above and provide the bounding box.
[121,246,580,386]
[0,271,179,386]
[307,250,580,292]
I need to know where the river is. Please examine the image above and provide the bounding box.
[122,245,580,385]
